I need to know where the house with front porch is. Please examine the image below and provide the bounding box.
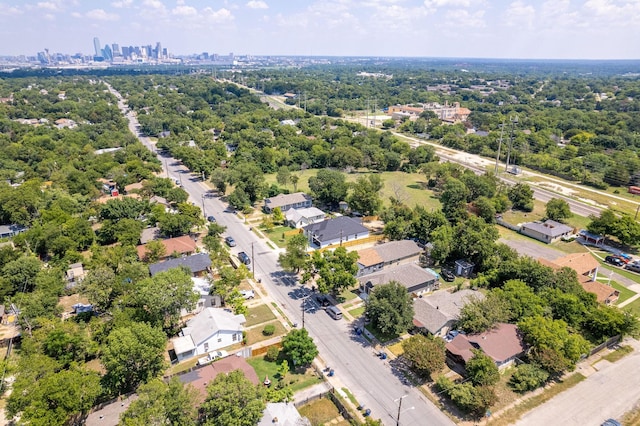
[356,240,423,276]
[263,192,312,214]
[359,263,439,297]
[303,216,369,249]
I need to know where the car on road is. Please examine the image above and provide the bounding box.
[316,294,331,308]
[238,251,251,265]
[625,262,640,273]
[440,269,455,282]
[207,215,216,222]
[605,255,625,267]
[225,236,236,247]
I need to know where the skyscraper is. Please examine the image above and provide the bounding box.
[103,44,113,61]
[93,37,102,59]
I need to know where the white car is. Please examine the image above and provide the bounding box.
[240,290,255,299]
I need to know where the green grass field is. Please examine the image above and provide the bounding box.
[264,169,441,210]
[244,304,277,327]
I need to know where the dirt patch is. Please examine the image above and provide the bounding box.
[532,181,578,196]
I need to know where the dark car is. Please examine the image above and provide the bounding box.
[224,236,237,247]
[605,255,624,267]
[238,251,251,265]
[440,269,455,282]
[207,215,216,223]
[316,294,331,308]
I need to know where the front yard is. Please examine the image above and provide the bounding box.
[246,355,323,393]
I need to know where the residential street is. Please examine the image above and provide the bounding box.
[516,339,640,426]
[107,83,455,426]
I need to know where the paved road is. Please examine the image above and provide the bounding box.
[516,339,640,426]
[106,82,454,426]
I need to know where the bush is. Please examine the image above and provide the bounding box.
[264,346,280,362]
[509,364,549,392]
[263,324,276,336]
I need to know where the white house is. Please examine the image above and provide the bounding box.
[285,207,326,228]
[302,216,369,249]
[263,192,312,214]
[520,219,573,244]
[172,308,245,362]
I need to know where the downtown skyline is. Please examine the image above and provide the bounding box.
[0,0,639,60]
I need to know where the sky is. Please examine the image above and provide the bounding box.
[0,0,639,60]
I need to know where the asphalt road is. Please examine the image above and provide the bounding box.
[516,340,640,426]
[106,83,454,426]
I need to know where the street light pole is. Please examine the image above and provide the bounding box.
[505,115,518,172]
[494,120,506,174]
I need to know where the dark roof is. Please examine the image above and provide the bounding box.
[179,357,259,404]
[303,216,368,243]
[446,323,527,364]
[149,253,211,276]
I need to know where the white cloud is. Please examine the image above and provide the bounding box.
[0,4,22,15]
[247,0,268,9]
[37,2,59,11]
[444,8,485,28]
[112,0,133,8]
[424,0,472,8]
[584,0,640,25]
[43,13,55,20]
[202,7,233,22]
[172,5,197,16]
[86,9,120,21]
[504,0,535,28]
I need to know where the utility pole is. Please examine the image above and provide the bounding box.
[302,296,307,329]
[251,242,255,278]
[494,120,506,174]
[395,394,408,426]
[201,194,206,217]
[505,115,519,172]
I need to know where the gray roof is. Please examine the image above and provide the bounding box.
[374,240,422,263]
[258,403,305,426]
[264,192,311,209]
[182,307,245,347]
[149,253,211,276]
[521,220,573,238]
[413,289,484,334]
[303,216,368,243]
[359,263,437,290]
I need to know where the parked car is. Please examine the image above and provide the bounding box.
[240,289,255,299]
[440,269,455,282]
[316,294,331,308]
[625,262,640,273]
[238,251,251,265]
[225,236,236,247]
[605,255,625,267]
[207,215,216,222]
[613,254,630,264]
[197,350,229,366]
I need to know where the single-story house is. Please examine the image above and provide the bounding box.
[136,235,197,260]
[171,307,245,362]
[359,263,439,296]
[259,403,305,426]
[66,262,86,285]
[264,192,312,214]
[149,253,211,277]
[85,394,138,426]
[445,323,527,369]
[580,280,620,305]
[303,216,369,249]
[0,224,28,239]
[285,207,326,228]
[413,289,484,337]
[179,357,259,404]
[520,220,574,244]
[356,240,423,276]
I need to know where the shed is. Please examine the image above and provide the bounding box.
[454,259,474,278]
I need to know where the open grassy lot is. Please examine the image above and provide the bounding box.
[262,225,298,248]
[348,306,365,318]
[246,355,323,393]
[245,320,286,345]
[264,169,441,210]
[623,298,640,317]
[244,303,277,327]
[610,281,637,304]
[298,397,342,426]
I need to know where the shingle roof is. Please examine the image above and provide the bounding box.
[540,252,600,276]
[264,192,311,209]
[303,216,368,243]
[357,247,384,267]
[182,307,245,348]
[285,207,325,222]
[522,220,573,238]
[371,240,422,263]
[359,263,437,290]
[580,280,619,304]
[137,235,197,259]
[446,323,527,364]
[149,253,211,276]
[413,289,484,334]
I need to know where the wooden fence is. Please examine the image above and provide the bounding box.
[251,340,282,357]
[318,234,385,252]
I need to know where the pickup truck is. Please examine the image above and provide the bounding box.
[197,350,229,366]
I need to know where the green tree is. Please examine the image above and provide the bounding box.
[545,198,572,222]
[141,239,166,263]
[278,233,308,273]
[509,364,549,392]
[474,196,497,223]
[508,183,534,212]
[119,378,199,426]
[272,207,285,225]
[365,281,414,337]
[440,177,469,223]
[457,293,510,333]
[587,209,617,239]
[80,266,118,312]
[201,370,266,426]
[134,267,200,330]
[465,349,500,386]
[402,334,446,376]
[281,328,319,367]
[308,169,348,207]
[102,322,168,394]
[305,246,358,294]
[347,174,384,216]
[276,166,291,187]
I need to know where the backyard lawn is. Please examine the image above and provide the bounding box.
[298,397,343,426]
[246,355,323,393]
[246,320,287,345]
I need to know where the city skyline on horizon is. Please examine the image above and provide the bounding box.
[0,0,639,60]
